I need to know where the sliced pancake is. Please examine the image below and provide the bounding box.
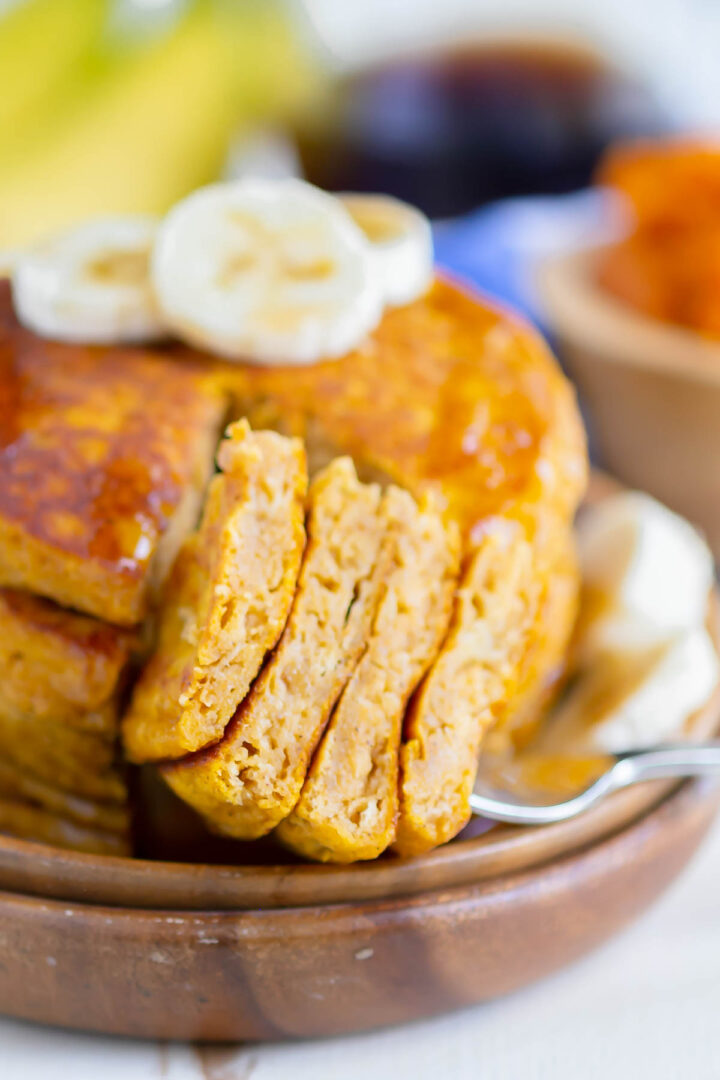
[123,421,307,763]
[217,280,587,838]
[0,798,130,856]
[219,278,588,543]
[277,488,460,863]
[0,588,133,735]
[394,527,546,857]
[0,758,129,834]
[0,282,225,625]
[162,458,387,838]
[496,528,580,752]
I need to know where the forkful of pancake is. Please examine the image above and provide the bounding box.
[3,177,714,862]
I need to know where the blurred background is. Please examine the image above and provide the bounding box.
[0,0,717,252]
[4,0,720,528]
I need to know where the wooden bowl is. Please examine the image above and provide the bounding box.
[539,247,720,556]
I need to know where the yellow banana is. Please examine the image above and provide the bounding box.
[0,0,324,249]
[0,0,108,142]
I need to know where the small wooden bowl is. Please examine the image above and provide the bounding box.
[539,247,720,557]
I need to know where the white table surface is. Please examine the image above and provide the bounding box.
[3,814,720,1080]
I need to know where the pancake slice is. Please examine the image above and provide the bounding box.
[494,528,580,753]
[393,529,544,857]
[162,458,386,838]
[277,488,460,863]
[123,421,307,763]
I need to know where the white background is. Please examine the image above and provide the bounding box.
[305,0,720,127]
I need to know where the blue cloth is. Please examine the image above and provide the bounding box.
[433,189,614,331]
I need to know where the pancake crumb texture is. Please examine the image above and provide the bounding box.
[122,420,308,763]
[277,487,461,862]
[394,528,546,857]
[162,458,387,838]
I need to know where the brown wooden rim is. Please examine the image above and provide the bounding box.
[0,778,699,911]
[1,654,718,913]
[538,245,720,386]
[0,775,718,919]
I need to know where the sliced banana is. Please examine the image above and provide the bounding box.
[542,628,719,753]
[151,178,383,366]
[576,491,715,657]
[338,193,433,308]
[11,218,164,344]
[540,490,720,753]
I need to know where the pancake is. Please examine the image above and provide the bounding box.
[0,281,225,625]
[277,487,460,863]
[0,758,129,834]
[394,528,544,857]
[496,528,580,753]
[159,278,585,861]
[0,696,126,803]
[0,588,133,732]
[217,277,587,543]
[162,458,387,839]
[123,421,307,763]
[0,797,130,855]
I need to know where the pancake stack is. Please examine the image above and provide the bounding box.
[0,276,587,862]
[0,286,225,852]
[125,280,587,862]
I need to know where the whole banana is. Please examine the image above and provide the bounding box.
[0,0,324,249]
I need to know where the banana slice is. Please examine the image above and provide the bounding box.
[338,193,433,307]
[11,218,164,344]
[576,492,715,656]
[151,178,382,365]
[542,628,719,753]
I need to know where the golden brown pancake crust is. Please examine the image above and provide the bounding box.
[123,421,307,763]
[216,277,587,542]
[0,281,225,625]
[0,588,132,727]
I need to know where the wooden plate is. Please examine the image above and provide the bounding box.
[0,477,717,1039]
[1,574,718,912]
[0,656,717,1040]
[0,776,717,1041]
